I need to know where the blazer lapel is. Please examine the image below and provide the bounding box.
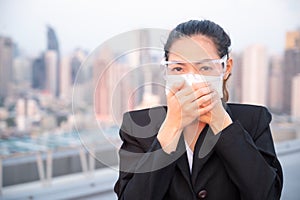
[163,103,235,187]
[175,135,194,190]
[191,102,233,185]
[191,125,213,184]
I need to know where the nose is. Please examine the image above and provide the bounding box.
[186,63,200,74]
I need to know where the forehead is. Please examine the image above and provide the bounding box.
[168,35,218,61]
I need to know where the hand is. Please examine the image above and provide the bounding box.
[157,80,214,153]
[194,83,232,134]
[165,80,213,130]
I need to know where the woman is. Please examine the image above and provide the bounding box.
[114,19,283,200]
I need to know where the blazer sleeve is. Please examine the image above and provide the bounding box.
[114,112,178,200]
[214,106,283,200]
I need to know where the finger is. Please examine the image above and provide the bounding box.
[185,85,212,103]
[198,98,218,116]
[195,91,216,107]
[175,85,195,98]
[173,91,195,106]
[183,101,201,117]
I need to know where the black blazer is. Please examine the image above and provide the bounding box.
[114,103,283,200]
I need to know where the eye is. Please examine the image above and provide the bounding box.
[199,66,213,71]
[167,63,186,74]
[171,66,184,72]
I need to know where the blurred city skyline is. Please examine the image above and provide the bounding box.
[0,0,300,171]
[1,1,300,198]
[1,26,300,136]
[0,0,299,57]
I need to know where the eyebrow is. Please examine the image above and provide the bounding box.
[167,61,186,65]
[165,58,219,64]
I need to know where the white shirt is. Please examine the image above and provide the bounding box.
[184,140,193,174]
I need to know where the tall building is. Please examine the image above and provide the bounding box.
[32,54,46,90]
[45,50,58,97]
[47,26,59,51]
[93,46,114,123]
[70,48,87,84]
[285,31,300,49]
[16,98,27,131]
[282,29,300,114]
[133,29,164,109]
[131,30,148,107]
[268,55,283,113]
[60,56,71,100]
[291,74,300,121]
[0,36,13,99]
[227,52,243,103]
[16,97,39,132]
[47,26,60,97]
[13,56,32,85]
[241,44,268,106]
[110,62,132,124]
[93,46,133,125]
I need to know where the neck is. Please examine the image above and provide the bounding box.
[183,121,206,152]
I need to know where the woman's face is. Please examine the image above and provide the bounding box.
[167,35,230,77]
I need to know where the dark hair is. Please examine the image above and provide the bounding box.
[164,19,232,101]
[164,19,231,59]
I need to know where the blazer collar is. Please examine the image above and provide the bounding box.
[175,136,194,190]
[223,101,233,119]
[173,124,210,187]
[174,101,234,186]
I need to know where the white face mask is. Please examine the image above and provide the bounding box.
[165,74,223,98]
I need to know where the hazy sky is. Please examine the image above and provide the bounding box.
[0,0,299,57]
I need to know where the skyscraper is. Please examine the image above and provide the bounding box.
[241,44,268,106]
[0,36,13,99]
[291,74,300,121]
[227,52,243,103]
[47,26,60,97]
[93,46,114,123]
[70,48,86,84]
[13,56,32,85]
[45,50,58,97]
[47,26,59,51]
[268,55,283,113]
[282,29,300,114]
[133,29,164,109]
[285,31,300,49]
[60,56,71,100]
[16,98,27,131]
[32,54,46,90]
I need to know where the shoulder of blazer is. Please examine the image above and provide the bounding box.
[227,103,272,139]
[125,106,167,127]
[227,103,271,119]
[120,106,167,149]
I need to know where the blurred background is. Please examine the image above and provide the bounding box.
[0,0,300,199]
